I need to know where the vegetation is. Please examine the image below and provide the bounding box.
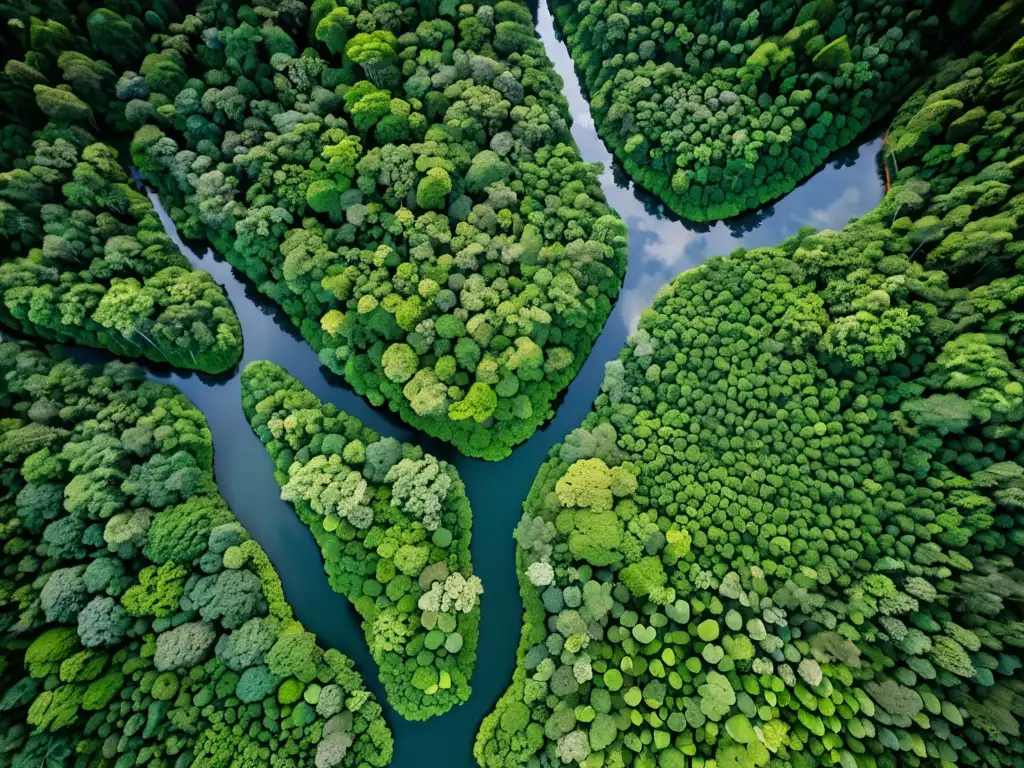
[478,14,1024,768]
[125,0,628,459]
[0,342,392,767]
[242,361,481,720]
[0,1,243,374]
[4,0,1024,762]
[551,0,995,221]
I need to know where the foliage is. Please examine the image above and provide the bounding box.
[551,0,996,221]
[125,0,627,459]
[0,342,392,767]
[242,360,481,720]
[0,0,242,373]
[477,20,1024,768]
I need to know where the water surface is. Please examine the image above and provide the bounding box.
[75,2,887,765]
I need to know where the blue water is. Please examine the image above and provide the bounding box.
[72,1,887,765]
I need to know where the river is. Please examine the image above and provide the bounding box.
[84,1,887,765]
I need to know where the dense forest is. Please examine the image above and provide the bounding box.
[1,0,1024,765]
[478,9,1024,768]
[0,1,244,373]
[122,0,627,459]
[0,343,392,766]
[242,361,481,720]
[550,0,996,221]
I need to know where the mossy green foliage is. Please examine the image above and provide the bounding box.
[242,361,480,720]
[0,343,392,766]
[0,1,243,374]
[550,0,996,221]
[477,21,1024,768]
[125,0,628,459]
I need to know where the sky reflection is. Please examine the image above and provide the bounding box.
[535,3,886,337]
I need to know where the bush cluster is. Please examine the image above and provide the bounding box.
[0,2,243,374]
[242,360,481,720]
[552,0,992,221]
[123,0,628,459]
[478,15,1024,768]
[0,342,392,767]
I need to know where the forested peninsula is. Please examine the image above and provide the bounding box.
[125,0,628,459]
[478,10,1024,768]
[551,0,997,221]
[0,343,392,767]
[1,0,1024,766]
[242,361,481,720]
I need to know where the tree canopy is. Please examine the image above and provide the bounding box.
[0,0,242,373]
[120,0,628,459]
[550,0,997,220]
[477,13,1024,768]
[0,342,392,767]
[242,360,481,720]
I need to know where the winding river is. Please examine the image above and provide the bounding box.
[79,2,888,765]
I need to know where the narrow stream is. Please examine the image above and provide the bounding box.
[73,2,887,765]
